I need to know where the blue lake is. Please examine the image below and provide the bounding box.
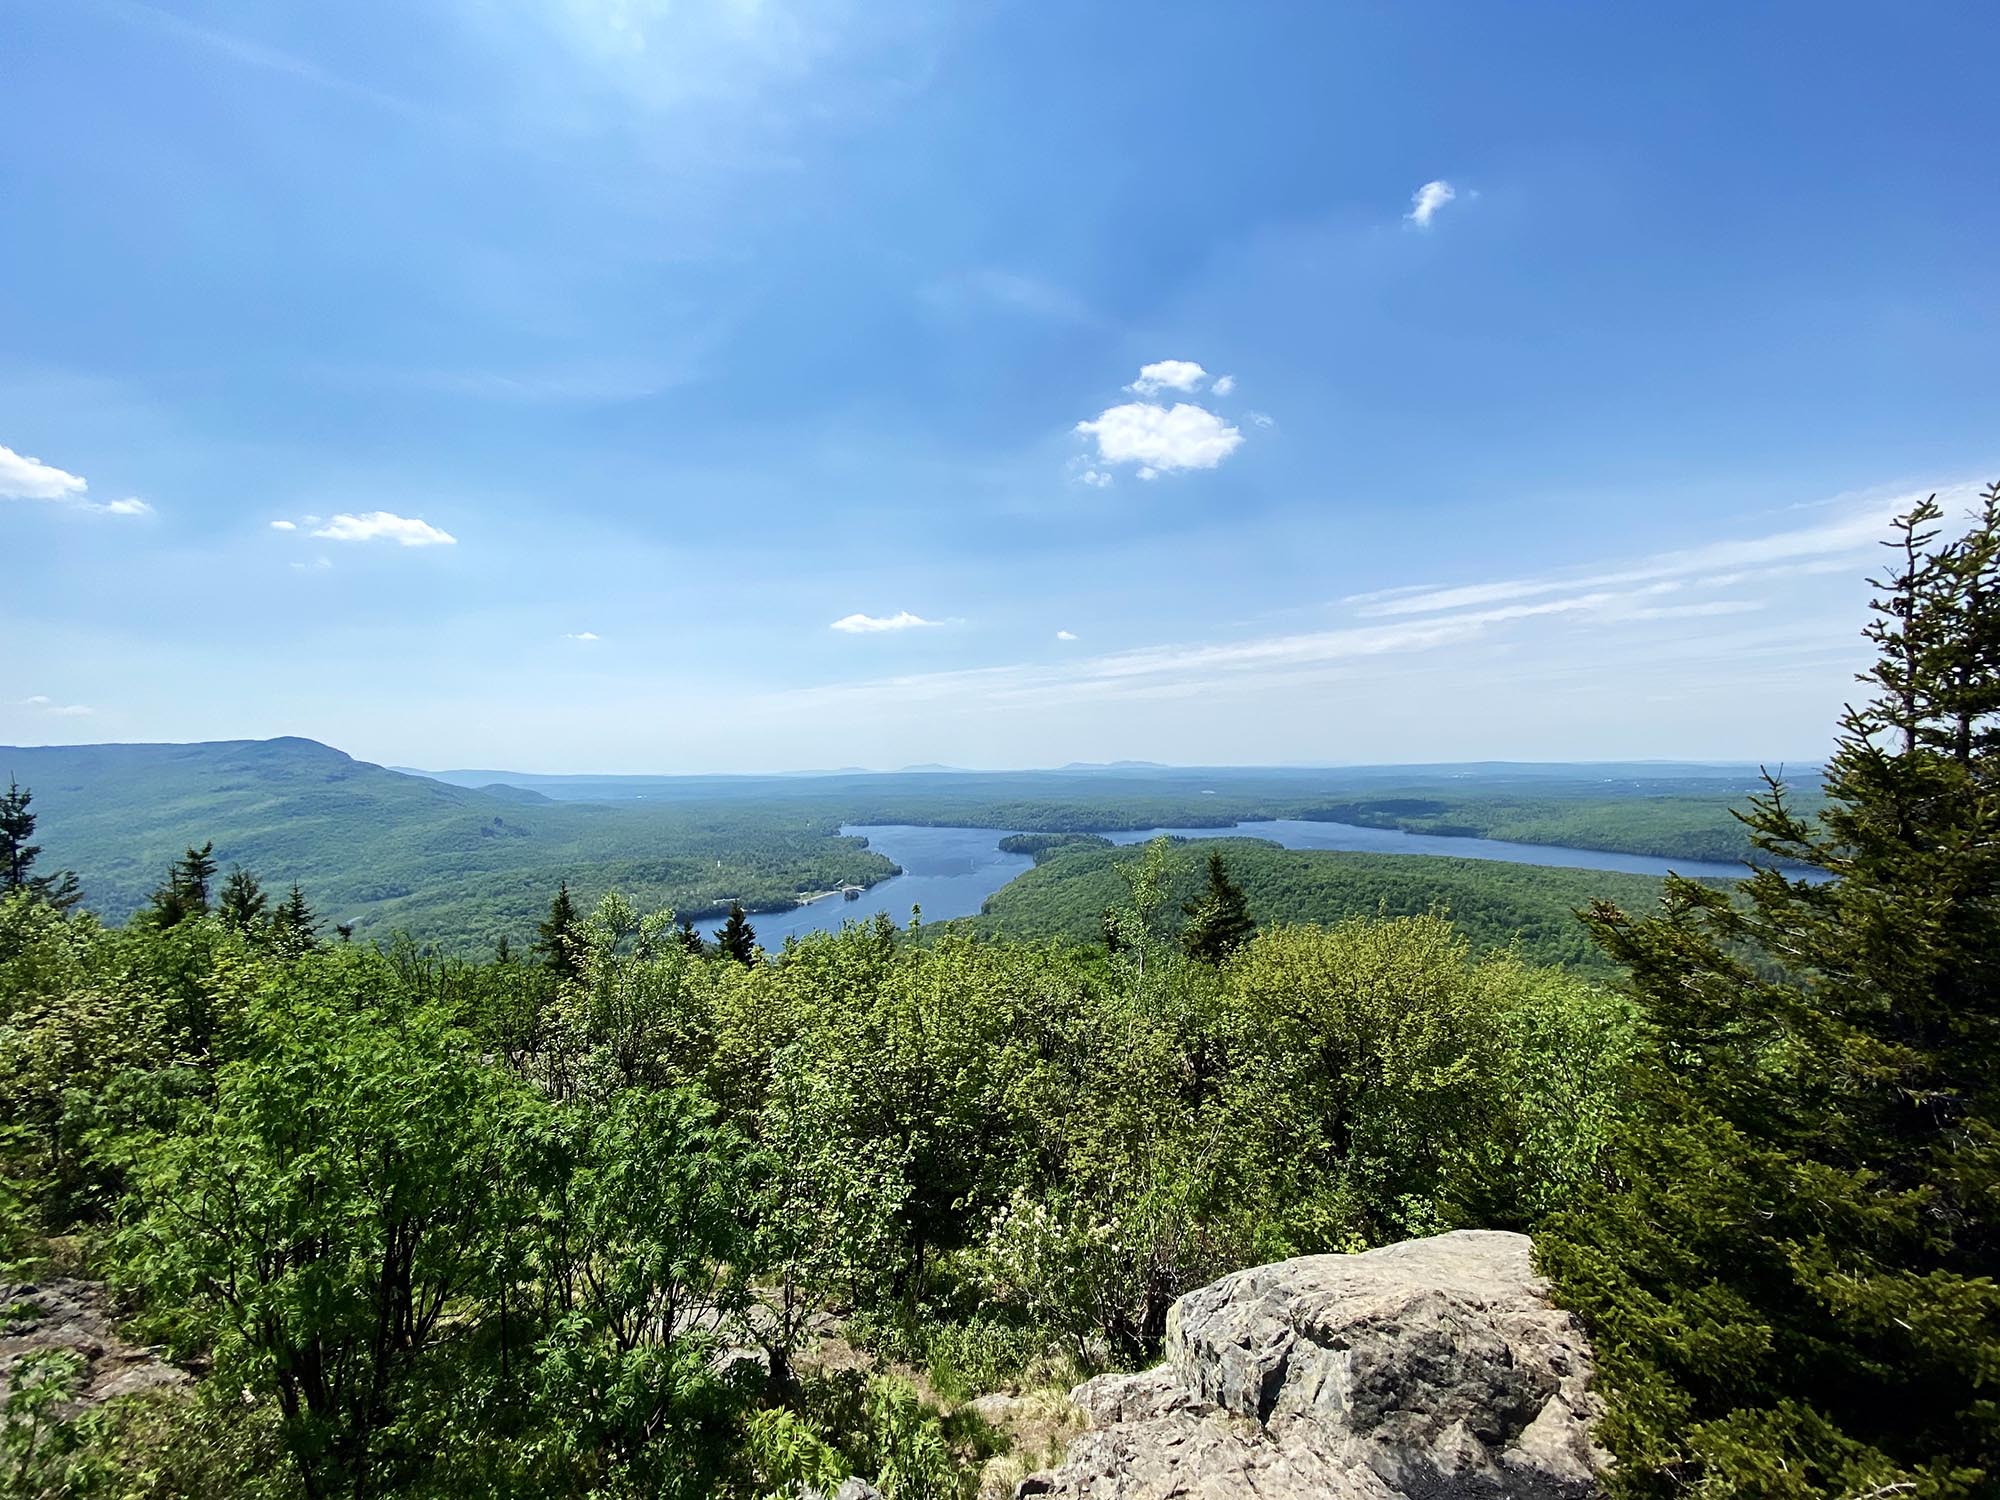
[705,819,1799,945]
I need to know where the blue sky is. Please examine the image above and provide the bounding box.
[4,1,1996,771]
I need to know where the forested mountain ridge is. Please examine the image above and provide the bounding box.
[0,737,894,944]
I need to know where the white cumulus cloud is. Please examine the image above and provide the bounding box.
[1210,374,1236,396]
[269,519,297,531]
[0,443,151,516]
[0,444,88,502]
[831,611,938,634]
[312,511,457,546]
[1407,179,1457,228]
[1076,401,1244,476]
[1056,630,1078,641]
[563,631,601,641]
[1129,359,1208,396]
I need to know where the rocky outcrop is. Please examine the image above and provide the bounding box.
[1016,1229,1605,1499]
[1,1278,190,1415]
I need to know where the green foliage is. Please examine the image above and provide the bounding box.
[752,1049,911,1388]
[118,958,546,1498]
[1541,486,2000,1498]
[4,1348,89,1497]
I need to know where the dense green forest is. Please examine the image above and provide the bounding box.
[2,815,1631,1498]
[4,490,1997,1499]
[975,836,1714,973]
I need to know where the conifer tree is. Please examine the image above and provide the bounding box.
[1180,849,1256,961]
[534,881,583,981]
[1541,485,2000,1498]
[269,882,320,956]
[176,841,217,910]
[715,902,757,966]
[675,915,706,956]
[144,841,218,928]
[1,778,42,891]
[218,866,267,932]
[0,779,80,911]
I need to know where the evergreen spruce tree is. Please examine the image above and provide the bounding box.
[1179,849,1256,961]
[715,902,757,966]
[1541,486,2000,1498]
[534,881,583,981]
[144,841,218,928]
[675,915,707,956]
[1,778,42,890]
[269,882,320,956]
[0,779,81,912]
[217,866,267,932]
[177,841,217,910]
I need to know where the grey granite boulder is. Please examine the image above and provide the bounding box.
[1017,1229,1605,1499]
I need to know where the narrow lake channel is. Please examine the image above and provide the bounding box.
[704,819,1795,944]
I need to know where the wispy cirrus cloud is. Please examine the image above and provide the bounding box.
[922,269,1098,326]
[1345,485,1970,619]
[787,592,1638,714]
[109,0,429,120]
[774,483,1959,723]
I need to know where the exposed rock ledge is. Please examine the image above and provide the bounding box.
[1016,1229,1606,1499]
[1,1278,191,1414]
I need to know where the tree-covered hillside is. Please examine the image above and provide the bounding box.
[975,836,1700,973]
[0,738,895,946]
